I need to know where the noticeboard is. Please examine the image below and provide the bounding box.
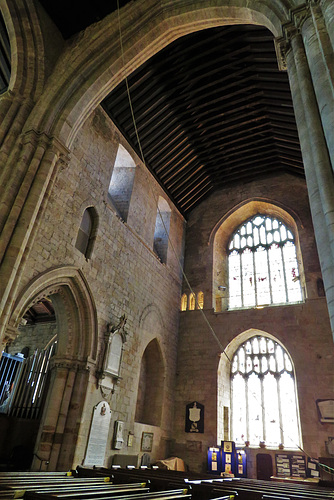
[275,453,306,478]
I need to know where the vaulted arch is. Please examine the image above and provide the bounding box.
[21,0,289,145]
[8,266,98,362]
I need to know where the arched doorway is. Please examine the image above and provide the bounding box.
[0,297,57,470]
[4,266,98,471]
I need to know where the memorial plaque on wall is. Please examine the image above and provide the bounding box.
[84,401,111,466]
[185,401,204,433]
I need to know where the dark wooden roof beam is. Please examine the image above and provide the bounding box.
[154,144,196,173]
[176,175,213,203]
[186,77,257,110]
[150,137,191,168]
[145,128,186,159]
[220,151,280,170]
[167,165,208,192]
[196,108,265,136]
[158,151,200,178]
[180,181,214,210]
[181,185,214,212]
[161,157,202,184]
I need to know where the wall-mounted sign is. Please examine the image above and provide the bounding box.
[316,399,334,423]
[185,401,204,433]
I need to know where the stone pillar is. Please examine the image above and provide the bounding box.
[0,133,70,338]
[32,359,79,471]
[57,365,92,470]
[320,0,334,50]
[277,27,334,336]
[293,4,334,171]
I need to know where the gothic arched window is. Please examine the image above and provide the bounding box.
[75,207,98,258]
[231,335,300,449]
[197,291,204,309]
[228,215,303,309]
[181,294,187,311]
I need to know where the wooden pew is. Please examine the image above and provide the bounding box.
[24,488,193,500]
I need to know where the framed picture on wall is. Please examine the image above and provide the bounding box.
[141,432,153,452]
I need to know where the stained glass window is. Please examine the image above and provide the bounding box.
[228,215,302,309]
[231,336,300,448]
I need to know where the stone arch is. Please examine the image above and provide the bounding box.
[217,328,301,446]
[1,0,46,98]
[21,0,291,146]
[135,337,165,427]
[6,266,98,470]
[8,265,98,362]
[138,303,165,336]
[135,304,166,427]
[75,205,99,260]
[211,198,305,311]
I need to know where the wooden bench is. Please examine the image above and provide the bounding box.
[25,488,192,500]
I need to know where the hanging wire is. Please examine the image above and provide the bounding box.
[115,0,230,362]
[115,2,334,475]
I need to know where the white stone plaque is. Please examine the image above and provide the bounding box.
[84,401,111,466]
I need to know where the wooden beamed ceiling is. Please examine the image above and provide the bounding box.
[39,0,304,216]
[102,25,304,215]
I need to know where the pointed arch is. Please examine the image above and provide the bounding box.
[8,266,98,362]
[212,199,305,311]
[135,337,165,427]
[217,329,302,449]
[75,206,98,259]
[1,0,46,97]
[21,0,290,145]
[181,293,187,311]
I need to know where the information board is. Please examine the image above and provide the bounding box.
[275,453,306,478]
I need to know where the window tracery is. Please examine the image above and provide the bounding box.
[228,215,302,309]
[231,335,300,449]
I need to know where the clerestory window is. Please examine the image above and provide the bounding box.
[231,335,301,449]
[228,215,303,309]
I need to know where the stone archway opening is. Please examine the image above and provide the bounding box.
[2,267,98,471]
[0,297,58,471]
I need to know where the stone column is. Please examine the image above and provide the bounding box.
[31,362,70,471]
[0,133,70,338]
[57,364,92,470]
[320,0,334,51]
[32,359,78,471]
[277,28,334,336]
[292,4,334,171]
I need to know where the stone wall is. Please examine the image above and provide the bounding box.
[10,106,185,468]
[173,174,334,473]
[7,322,57,356]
